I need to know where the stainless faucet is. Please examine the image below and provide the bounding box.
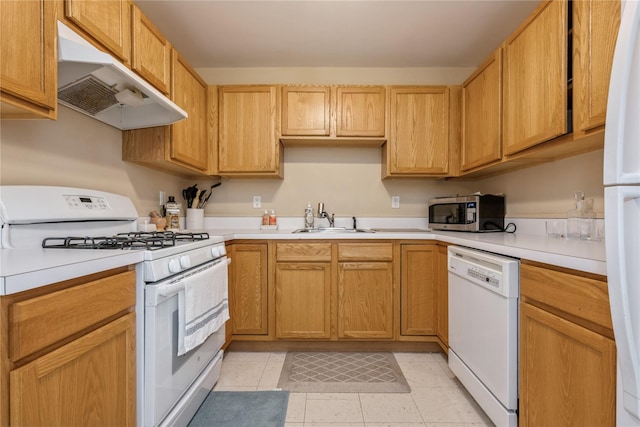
[317,202,335,227]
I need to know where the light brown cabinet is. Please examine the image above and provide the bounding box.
[275,243,332,339]
[281,86,331,136]
[63,0,131,64]
[383,86,456,177]
[123,49,209,177]
[503,0,567,156]
[337,243,394,339]
[281,85,386,142]
[229,243,269,335]
[400,244,437,336]
[1,268,136,427]
[461,48,502,171]
[0,0,57,119]
[519,262,616,427]
[131,4,171,94]
[218,85,283,177]
[573,0,621,133]
[435,244,449,348]
[335,86,386,137]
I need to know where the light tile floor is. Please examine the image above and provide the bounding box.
[213,351,494,427]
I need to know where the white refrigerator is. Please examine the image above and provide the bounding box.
[604,1,640,426]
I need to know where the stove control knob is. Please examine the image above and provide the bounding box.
[180,255,192,269]
[210,246,220,258]
[168,258,182,273]
[219,245,227,256]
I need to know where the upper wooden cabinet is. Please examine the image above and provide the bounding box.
[0,0,57,119]
[503,0,568,156]
[170,49,208,171]
[131,4,171,95]
[63,0,131,64]
[280,85,386,143]
[573,0,621,133]
[383,86,456,177]
[461,48,502,171]
[282,86,331,136]
[335,86,386,137]
[123,49,209,177]
[218,85,283,177]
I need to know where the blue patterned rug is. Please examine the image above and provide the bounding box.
[187,390,289,427]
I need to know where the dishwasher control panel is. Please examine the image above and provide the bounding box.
[448,245,519,298]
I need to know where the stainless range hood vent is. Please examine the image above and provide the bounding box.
[57,21,188,130]
[58,75,119,116]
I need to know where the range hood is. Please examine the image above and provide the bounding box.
[57,21,187,130]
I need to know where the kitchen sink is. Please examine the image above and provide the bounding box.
[292,227,375,233]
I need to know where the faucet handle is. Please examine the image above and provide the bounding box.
[318,202,325,213]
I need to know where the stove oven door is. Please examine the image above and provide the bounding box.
[143,257,228,426]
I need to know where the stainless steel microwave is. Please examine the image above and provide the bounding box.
[428,195,505,232]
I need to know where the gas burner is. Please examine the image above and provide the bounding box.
[42,231,209,250]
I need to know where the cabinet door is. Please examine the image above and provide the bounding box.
[282,86,330,136]
[400,244,436,336]
[230,244,268,335]
[131,4,171,94]
[573,0,621,132]
[435,245,449,347]
[218,86,281,176]
[276,262,331,339]
[10,313,136,427]
[461,49,502,171]
[64,0,131,63]
[0,0,57,118]
[336,86,386,137]
[170,50,208,172]
[338,262,393,339]
[503,0,567,155]
[387,86,450,175]
[520,302,616,427]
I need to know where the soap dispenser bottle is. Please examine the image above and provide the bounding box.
[304,202,314,229]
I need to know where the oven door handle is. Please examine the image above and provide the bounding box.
[147,257,230,304]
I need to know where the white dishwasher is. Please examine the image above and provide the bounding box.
[448,246,519,427]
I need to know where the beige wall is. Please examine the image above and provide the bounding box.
[0,66,606,222]
[476,150,605,218]
[0,106,190,216]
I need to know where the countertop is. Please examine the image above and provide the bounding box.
[0,226,607,295]
[205,228,607,276]
[0,249,143,295]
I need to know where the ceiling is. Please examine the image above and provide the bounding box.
[135,0,540,69]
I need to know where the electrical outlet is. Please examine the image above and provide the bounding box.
[253,196,261,208]
[391,196,400,209]
[159,191,166,206]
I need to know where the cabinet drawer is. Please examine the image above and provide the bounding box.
[338,243,393,261]
[9,270,135,361]
[276,243,332,262]
[521,263,612,331]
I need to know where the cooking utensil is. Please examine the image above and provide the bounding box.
[198,182,221,209]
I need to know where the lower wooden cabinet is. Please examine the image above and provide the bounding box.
[10,313,136,427]
[435,244,449,347]
[228,243,269,335]
[0,268,136,427]
[400,244,437,336]
[519,261,616,427]
[276,262,331,339]
[337,243,394,339]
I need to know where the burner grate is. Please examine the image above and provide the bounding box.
[42,231,210,250]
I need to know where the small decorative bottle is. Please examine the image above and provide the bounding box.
[165,196,181,231]
[304,202,314,229]
[269,209,277,225]
[261,210,269,226]
[567,191,585,240]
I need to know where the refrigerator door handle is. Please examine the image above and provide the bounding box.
[605,186,640,418]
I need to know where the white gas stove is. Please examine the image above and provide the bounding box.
[0,186,229,427]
